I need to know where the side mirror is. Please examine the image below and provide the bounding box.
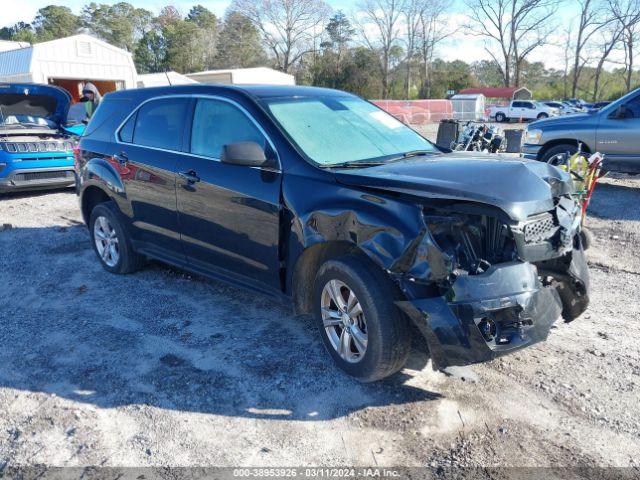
[221,142,275,168]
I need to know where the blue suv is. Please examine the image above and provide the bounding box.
[0,83,84,193]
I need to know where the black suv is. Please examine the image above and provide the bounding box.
[76,84,590,381]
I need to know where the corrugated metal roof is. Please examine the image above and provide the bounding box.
[0,46,33,77]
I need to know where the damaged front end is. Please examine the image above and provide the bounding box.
[396,195,590,370]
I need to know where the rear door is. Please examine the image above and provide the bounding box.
[116,97,191,258]
[510,101,525,118]
[175,96,282,291]
[596,94,640,172]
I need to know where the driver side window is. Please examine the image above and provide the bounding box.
[190,98,267,159]
[624,95,640,118]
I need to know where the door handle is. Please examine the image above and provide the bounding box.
[178,170,200,183]
[114,152,128,166]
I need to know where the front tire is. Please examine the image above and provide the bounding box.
[537,113,549,120]
[495,112,507,122]
[541,143,578,164]
[313,255,411,382]
[89,201,143,274]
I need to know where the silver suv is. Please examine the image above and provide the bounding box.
[522,88,640,174]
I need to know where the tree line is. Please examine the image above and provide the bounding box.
[1,0,639,102]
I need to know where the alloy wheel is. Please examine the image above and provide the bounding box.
[93,215,120,267]
[320,279,368,363]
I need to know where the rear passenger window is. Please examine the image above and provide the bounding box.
[133,98,189,151]
[190,98,267,159]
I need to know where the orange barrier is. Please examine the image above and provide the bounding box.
[372,99,454,125]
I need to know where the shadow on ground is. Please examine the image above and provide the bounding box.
[0,187,75,201]
[587,179,640,222]
[0,225,441,422]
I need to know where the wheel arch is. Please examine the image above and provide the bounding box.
[80,185,113,225]
[538,138,592,160]
[291,241,387,315]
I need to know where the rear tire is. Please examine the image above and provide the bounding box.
[495,112,507,122]
[313,254,411,382]
[541,143,578,164]
[89,201,144,274]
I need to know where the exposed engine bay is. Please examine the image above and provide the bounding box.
[395,195,588,370]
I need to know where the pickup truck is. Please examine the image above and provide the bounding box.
[490,100,559,122]
[522,87,640,173]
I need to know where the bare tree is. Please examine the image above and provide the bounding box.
[561,25,573,98]
[416,0,451,97]
[402,0,422,98]
[400,0,451,99]
[354,0,406,98]
[465,0,557,87]
[230,0,330,73]
[570,0,611,98]
[592,17,625,101]
[610,0,640,92]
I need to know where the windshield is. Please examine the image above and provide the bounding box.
[263,95,439,166]
[0,113,56,129]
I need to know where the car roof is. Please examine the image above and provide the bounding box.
[106,83,355,102]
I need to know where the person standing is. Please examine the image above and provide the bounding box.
[81,82,102,120]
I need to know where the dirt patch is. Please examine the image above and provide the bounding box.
[0,176,639,469]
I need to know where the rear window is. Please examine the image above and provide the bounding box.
[132,98,190,151]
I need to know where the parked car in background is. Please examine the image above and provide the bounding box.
[543,101,581,115]
[562,101,586,112]
[588,101,611,112]
[565,98,591,110]
[523,88,640,173]
[490,100,559,122]
[76,84,590,381]
[0,83,82,193]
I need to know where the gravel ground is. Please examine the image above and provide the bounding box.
[0,171,639,474]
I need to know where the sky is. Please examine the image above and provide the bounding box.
[0,0,602,71]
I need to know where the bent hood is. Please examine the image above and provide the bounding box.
[334,153,573,222]
[0,83,71,126]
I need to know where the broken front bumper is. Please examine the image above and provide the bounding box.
[398,249,589,370]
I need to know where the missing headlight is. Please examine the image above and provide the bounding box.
[425,213,517,275]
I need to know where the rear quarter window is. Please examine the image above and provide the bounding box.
[83,98,134,142]
[118,113,136,143]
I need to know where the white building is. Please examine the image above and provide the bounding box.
[0,34,137,101]
[0,40,30,52]
[450,93,487,121]
[186,67,295,86]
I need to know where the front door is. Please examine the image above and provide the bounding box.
[176,97,282,292]
[596,94,640,173]
[115,97,191,257]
